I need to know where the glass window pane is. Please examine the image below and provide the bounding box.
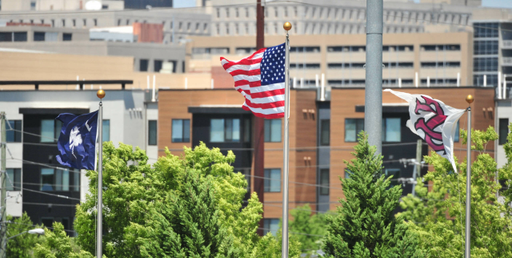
[345,119,356,142]
[74,170,80,192]
[356,119,364,135]
[320,120,330,145]
[270,169,281,192]
[6,121,15,142]
[264,119,271,142]
[244,118,251,142]
[55,169,62,191]
[232,119,240,141]
[210,119,224,142]
[320,169,329,195]
[102,120,110,142]
[385,118,401,142]
[454,121,460,142]
[264,169,270,192]
[54,120,63,141]
[62,170,69,191]
[225,119,233,141]
[183,120,190,142]
[41,168,55,191]
[6,169,14,191]
[269,219,279,236]
[41,120,54,142]
[148,120,157,145]
[172,120,183,142]
[270,119,281,142]
[500,118,509,145]
[385,168,401,187]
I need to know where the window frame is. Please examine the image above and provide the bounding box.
[344,118,364,142]
[6,120,22,143]
[499,118,509,145]
[320,119,330,146]
[40,119,62,143]
[102,119,110,142]
[319,169,329,195]
[382,117,401,142]
[6,168,21,191]
[210,118,240,143]
[264,119,282,142]
[264,168,281,192]
[148,120,157,146]
[40,168,70,192]
[172,119,190,143]
[263,218,280,236]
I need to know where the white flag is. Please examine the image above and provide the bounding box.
[385,89,466,173]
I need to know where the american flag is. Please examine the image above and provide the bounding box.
[221,43,286,119]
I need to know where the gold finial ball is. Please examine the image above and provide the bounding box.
[283,22,292,31]
[97,89,105,99]
[466,94,474,104]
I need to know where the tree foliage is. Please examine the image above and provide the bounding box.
[288,204,328,256]
[33,222,94,258]
[74,142,263,257]
[5,212,42,258]
[323,132,422,257]
[400,126,512,257]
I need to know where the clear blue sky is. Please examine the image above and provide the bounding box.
[173,0,512,9]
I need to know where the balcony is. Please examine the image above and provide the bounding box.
[502,40,512,49]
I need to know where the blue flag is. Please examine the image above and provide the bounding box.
[56,110,98,170]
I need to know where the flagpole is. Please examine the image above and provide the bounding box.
[465,94,473,258]
[96,89,105,258]
[281,22,291,258]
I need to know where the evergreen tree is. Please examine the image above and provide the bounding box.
[322,132,422,257]
[288,204,328,256]
[33,222,93,258]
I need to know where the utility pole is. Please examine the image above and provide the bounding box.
[255,0,265,236]
[365,0,383,154]
[0,112,6,258]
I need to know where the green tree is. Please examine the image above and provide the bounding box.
[323,132,422,257]
[74,142,263,257]
[33,222,94,258]
[400,126,512,257]
[5,212,42,258]
[250,230,302,258]
[288,204,328,256]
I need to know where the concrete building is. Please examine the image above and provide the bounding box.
[1,0,124,11]
[188,32,474,88]
[0,23,89,42]
[157,86,495,226]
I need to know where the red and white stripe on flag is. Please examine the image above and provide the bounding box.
[220,43,286,119]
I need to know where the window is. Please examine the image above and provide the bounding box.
[63,33,72,41]
[319,169,329,195]
[383,118,401,142]
[102,120,110,142]
[244,118,251,143]
[500,118,509,145]
[102,4,108,9]
[41,119,62,143]
[211,118,240,142]
[6,168,21,191]
[62,19,65,27]
[454,121,460,142]
[320,119,330,145]
[474,40,498,55]
[172,119,190,142]
[6,120,21,142]
[0,32,12,42]
[13,32,27,42]
[344,169,352,179]
[264,169,281,192]
[40,168,69,191]
[148,120,157,145]
[263,219,279,236]
[385,168,401,187]
[30,1,36,10]
[474,57,498,72]
[139,59,149,72]
[474,22,499,38]
[154,60,163,72]
[264,119,281,142]
[93,19,98,26]
[345,118,364,142]
[34,32,45,41]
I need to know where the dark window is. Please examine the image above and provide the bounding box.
[263,218,279,236]
[40,119,62,143]
[30,1,36,10]
[320,119,330,145]
[211,118,240,142]
[290,63,321,69]
[63,33,72,41]
[344,169,352,179]
[474,57,498,72]
[102,4,108,9]
[13,32,27,42]
[385,168,401,187]
[167,60,177,73]
[499,118,509,145]
[148,120,157,146]
[40,168,70,191]
[0,32,12,42]
[6,120,22,142]
[345,118,364,142]
[383,118,401,142]
[139,59,149,72]
[6,168,21,191]
[474,22,499,38]
[454,121,460,142]
[319,169,329,195]
[41,218,53,229]
[264,169,281,192]
[154,60,163,72]
[244,118,251,143]
[327,46,366,52]
[473,74,498,86]
[474,40,498,55]
[289,46,321,53]
[94,19,98,26]
[102,120,110,142]
[264,119,281,142]
[34,32,45,41]
[172,119,190,142]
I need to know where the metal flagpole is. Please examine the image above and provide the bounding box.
[465,94,473,258]
[96,89,105,258]
[281,22,292,258]
[0,112,6,258]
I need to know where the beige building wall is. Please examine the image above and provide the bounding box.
[188,32,473,87]
[0,50,211,90]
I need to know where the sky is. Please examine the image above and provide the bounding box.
[173,0,512,9]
